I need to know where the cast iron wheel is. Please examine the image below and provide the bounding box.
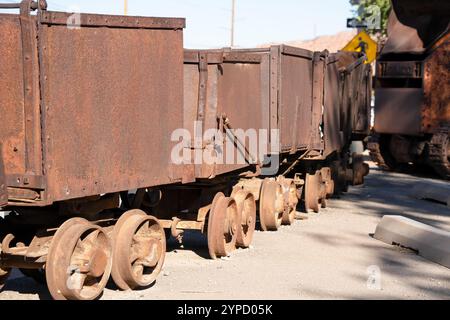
[232,190,256,248]
[282,181,298,225]
[259,180,284,231]
[207,193,239,259]
[111,210,166,290]
[46,218,112,300]
[304,172,320,213]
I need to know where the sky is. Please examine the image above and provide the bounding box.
[4,0,354,48]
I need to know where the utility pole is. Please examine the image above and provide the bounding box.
[124,0,128,15]
[230,0,236,47]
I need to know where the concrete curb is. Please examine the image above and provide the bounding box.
[374,215,450,269]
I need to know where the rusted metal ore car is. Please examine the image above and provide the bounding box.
[0,1,185,299]
[0,1,372,300]
[138,46,371,260]
[369,0,450,179]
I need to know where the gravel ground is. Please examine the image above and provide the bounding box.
[1,164,449,300]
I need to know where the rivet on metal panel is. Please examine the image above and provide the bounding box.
[197,52,209,130]
[19,0,43,176]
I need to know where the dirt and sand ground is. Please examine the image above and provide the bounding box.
[1,163,449,300]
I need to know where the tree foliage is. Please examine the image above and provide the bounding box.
[351,0,391,36]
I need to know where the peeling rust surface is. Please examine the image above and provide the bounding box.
[324,56,342,156]
[184,50,267,179]
[279,49,314,152]
[39,13,185,202]
[422,39,450,133]
[0,14,27,175]
[327,51,371,150]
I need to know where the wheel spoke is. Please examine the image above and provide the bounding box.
[132,264,144,278]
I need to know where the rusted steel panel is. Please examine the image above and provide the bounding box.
[183,50,267,179]
[40,11,186,29]
[278,47,315,153]
[422,39,450,133]
[335,52,371,140]
[269,46,279,142]
[375,88,423,136]
[183,53,219,179]
[279,53,313,152]
[281,45,314,59]
[183,62,201,139]
[217,57,266,175]
[39,12,185,202]
[352,64,372,136]
[310,52,326,150]
[323,56,343,157]
[19,5,43,178]
[0,14,27,176]
[230,46,320,155]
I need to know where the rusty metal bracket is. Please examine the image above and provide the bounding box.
[6,174,45,189]
[0,0,46,10]
[19,0,44,177]
[39,11,185,30]
[197,52,208,131]
[281,45,314,60]
[184,50,223,64]
[223,52,262,63]
[269,46,280,137]
[221,114,259,166]
[281,149,312,177]
[310,51,326,149]
[170,217,184,243]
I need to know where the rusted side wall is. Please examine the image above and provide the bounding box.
[184,51,268,179]
[183,59,220,179]
[422,39,450,133]
[216,61,266,175]
[278,50,314,153]
[338,63,353,146]
[0,14,27,175]
[323,59,343,157]
[39,18,185,202]
[352,64,372,136]
[335,52,371,142]
[183,64,201,139]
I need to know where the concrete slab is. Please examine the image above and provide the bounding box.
[374,215,450,269]
[411,182,450,207]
